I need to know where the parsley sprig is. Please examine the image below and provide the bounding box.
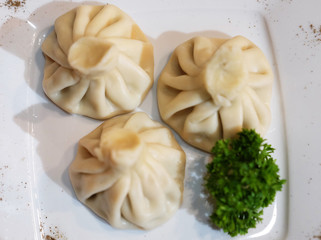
[204,129,286,237]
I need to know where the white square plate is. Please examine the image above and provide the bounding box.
[1,1,321,239]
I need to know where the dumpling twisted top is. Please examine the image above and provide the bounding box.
[157,36,273,152]
[42,4,154,119]
[69,112,186,229]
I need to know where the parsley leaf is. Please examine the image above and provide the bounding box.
[204,129,286,237]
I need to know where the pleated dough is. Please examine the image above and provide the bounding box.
[42,4,154,119]
[157,36,273,152]
[69,112,186,229]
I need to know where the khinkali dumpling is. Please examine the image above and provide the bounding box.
[42,4,154,119]
[157,36,273,152]
[69,112,186,229]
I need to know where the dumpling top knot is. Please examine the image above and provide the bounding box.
[42,4,154,119]
[95,128,144,171]
[202,43,247,107]
[68,37,120,76]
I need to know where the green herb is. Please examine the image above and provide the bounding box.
[204,129,286,237]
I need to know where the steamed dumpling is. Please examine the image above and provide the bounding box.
[69,112,186,229]
[42,4,154,119]
[157,36,273,152]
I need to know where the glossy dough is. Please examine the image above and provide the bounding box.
[157,36,273,152]
[69,112,186,229]
[42,4,154,119]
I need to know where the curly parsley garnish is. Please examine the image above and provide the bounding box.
[204,129,286,237]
